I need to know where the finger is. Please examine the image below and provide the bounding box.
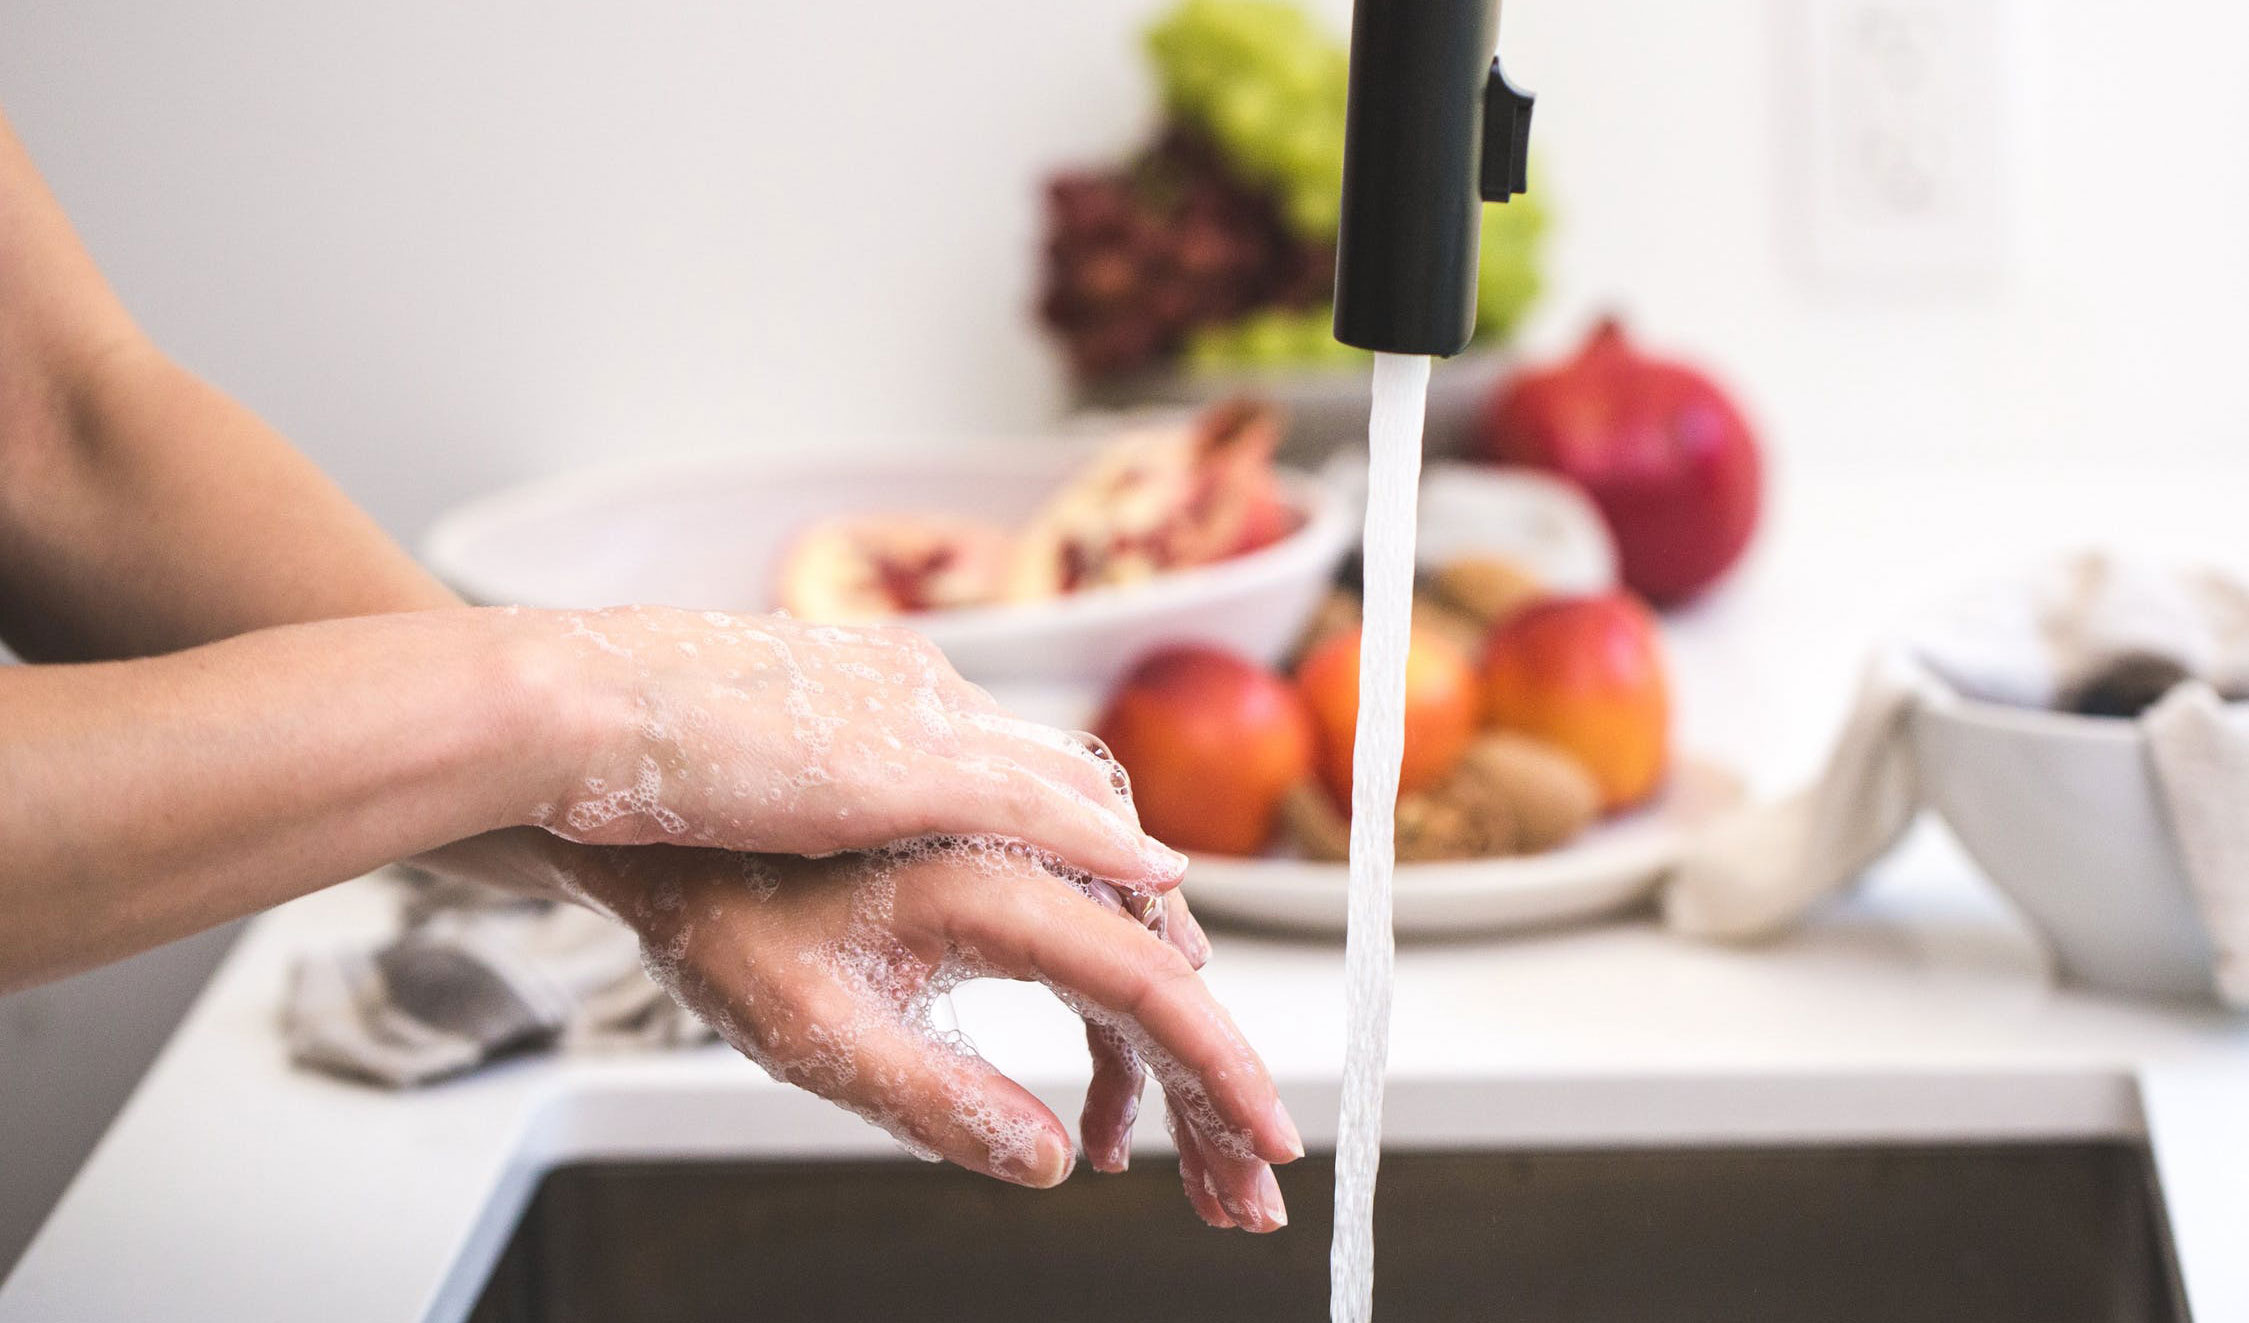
[1144,889,1211,969]
[905,745,1189,891]
[1170,1105,1235,1229]
[829,1011,1079,1190]
[1124,886,1208,972]
[1171,1092,1287,1233]
[1077,880,1147,1173]
[942,868,1300,1165]
[1081,1020,1144,1174]
[957,713,1137,821]
[1086,888,1201,1180]
[681,947,1080,1192]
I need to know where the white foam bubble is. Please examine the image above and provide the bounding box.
[560,755,689,838]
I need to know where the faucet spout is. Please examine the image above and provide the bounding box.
[1331,0,1533,357]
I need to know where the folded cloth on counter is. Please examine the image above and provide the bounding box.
[1663,551,2249,1007]
[284,871,710,1088]
[1660,647,1931,944]
[2143,686,2249,1004]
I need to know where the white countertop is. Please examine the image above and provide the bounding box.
[9,461,2249,1320]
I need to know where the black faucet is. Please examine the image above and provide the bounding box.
[1331,0,1534,357]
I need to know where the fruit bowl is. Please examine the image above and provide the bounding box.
[1182,755,1744,937]
[422,441,1356,694]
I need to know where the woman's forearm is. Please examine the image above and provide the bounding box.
[0,340,460,661]
[0,108,1185,999]
[0,608,587,990]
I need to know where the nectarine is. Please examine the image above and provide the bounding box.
[777,515,1013,621]
[1480,593,1670,810]
[1295,625,1481,810]
[1094,646,1314,857]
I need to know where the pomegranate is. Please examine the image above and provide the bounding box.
[1481,318,1761,607]
[1008,397,1298,600]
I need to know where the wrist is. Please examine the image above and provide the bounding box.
[478,607,635,829]
[485,607,647,828]
[408,828,645,921]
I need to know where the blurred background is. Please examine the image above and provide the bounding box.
[6,0,2249,1274]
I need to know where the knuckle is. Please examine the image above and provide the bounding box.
[894,628,945,662]
[1000,771,1055,821]
[945,879,1039,957]
[1125,940,1198,1014]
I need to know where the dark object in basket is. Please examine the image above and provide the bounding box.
[2066,652,2193,719]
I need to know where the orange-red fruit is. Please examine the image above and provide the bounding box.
[1295,625,1481,810]
[1480,593,1671,810]
[1094,646,1314,857]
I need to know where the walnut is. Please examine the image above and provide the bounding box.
[1278,781,1352,862]
[1410,594,1487,657]
[1430,556,1544,626]
[1456,733,1600,852]
[1412,777,1519,859]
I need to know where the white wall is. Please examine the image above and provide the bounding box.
[8,2,2247,548]
[1501,1,2249,483]
[1,0,1191,539]
[4,0,2246,1272]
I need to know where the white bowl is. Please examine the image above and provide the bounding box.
[1912,698,2220,1002]
[1415,462,1618,594]
[422,443,1356,693]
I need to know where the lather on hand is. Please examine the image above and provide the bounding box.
[0,101,1294,1231]
[537,605,1189,888]
[485,833,1299,1231]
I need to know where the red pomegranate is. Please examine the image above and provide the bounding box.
[1481,318,1762,607]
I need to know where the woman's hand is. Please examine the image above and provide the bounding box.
[561,835,1303,1231]
[532,607,1186,890]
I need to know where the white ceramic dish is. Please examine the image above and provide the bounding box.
[1912,698,2221,1002]
[1182,756,1744,938]
[1414,462,1617,594]
[1307,458,1620,595]
[423,443,1356,692]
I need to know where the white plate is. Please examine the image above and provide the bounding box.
[1182,757,1745,938]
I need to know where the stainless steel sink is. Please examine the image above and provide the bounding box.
[467,1142,2186,1322]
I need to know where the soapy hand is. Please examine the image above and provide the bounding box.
[569,837,1302,1231]
[534,607,1186,889]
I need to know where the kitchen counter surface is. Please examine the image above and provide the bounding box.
[9,462,2249,1320]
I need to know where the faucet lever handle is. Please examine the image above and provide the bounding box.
[1479,56,1535,202]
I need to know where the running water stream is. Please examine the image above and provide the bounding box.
[1328,351,1432,1322]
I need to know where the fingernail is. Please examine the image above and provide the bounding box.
[1271,1099,1305,1161]
[1218,1188,1254,1227]
[1028,1132,1075,1189]
[1256,1166,1289,1229]
[1182,912,1214,966]
[1145,840,1191,880]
